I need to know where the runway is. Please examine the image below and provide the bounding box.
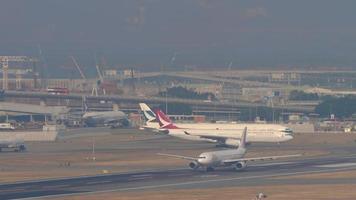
[2,155,356,200]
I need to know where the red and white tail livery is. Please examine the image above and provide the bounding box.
[154,109,179,129]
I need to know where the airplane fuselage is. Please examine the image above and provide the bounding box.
[83,111,129,127]
[158,123,293,143]
[197,148,246,167]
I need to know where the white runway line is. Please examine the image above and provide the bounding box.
[128,176,153,181]
[129,174,153,181]
[316,163,356,168]
[168,173,191,177]
[251,161,295,167]
[199,175,219,178]
[42,184,70,189]
[0,188,27,193]
[131,174,153,178]
[0,167,187,186]
[85,181,113,185]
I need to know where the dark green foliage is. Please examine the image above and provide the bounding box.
[159,86,216,100]
[315,96,356,118]
[289,90,319,100]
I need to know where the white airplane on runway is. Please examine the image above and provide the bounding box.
[139,103,294,147]
[159,127,301,172]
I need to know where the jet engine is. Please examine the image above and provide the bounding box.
[234,161,247,170]
[224,139,240,147]
[119,118,131,127]
[188,161,200,170]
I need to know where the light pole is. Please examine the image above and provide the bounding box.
[92,137,96,161]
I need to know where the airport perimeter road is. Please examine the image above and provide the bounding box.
[1,155,356,199]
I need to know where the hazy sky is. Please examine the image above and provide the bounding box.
[1,0,356,73]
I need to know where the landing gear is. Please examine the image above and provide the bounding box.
[215,143,227,148]
[19,145,26,152]
[206,166,215,172]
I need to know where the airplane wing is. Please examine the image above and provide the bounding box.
[223,154,302,164]
[157,153,201,161]
[183,131,228,141]
[104,118,119,124]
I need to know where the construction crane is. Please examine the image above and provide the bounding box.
[69,56,89,93]
[93,54,105,96]
[96,66,104,83]
[0,56,38,90]
[70,56,86,80]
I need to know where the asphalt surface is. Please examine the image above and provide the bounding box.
[1,128,356,199]
[1,154,356,199]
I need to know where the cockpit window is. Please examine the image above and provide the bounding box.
[282,128,293,135]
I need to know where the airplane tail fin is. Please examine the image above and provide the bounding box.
[139,103,157,122]
[238,127,247,149]
[154,109,178,129]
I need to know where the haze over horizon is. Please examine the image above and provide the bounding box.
[1,0,356,76]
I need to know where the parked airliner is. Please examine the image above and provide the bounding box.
[139,103,293,147]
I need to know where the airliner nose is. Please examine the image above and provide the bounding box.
[198,153,213,165]
[158,129,169,134]
[282,135,293,141]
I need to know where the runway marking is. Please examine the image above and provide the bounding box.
[0,167,187,186]
[131,174,153,178]
[21,165,356,200]
[199,175,219,178]
[168,173,191,177]
[129,174,153,181]
[41,184,70,189]
[86,181,113,185]
[316,163,356,168]
[0,188,26,193]
[128,176,153,181]
[252,161,295,167]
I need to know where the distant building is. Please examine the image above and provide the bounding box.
[241,87,286,102]
[123,69,136,78]
[220,84,241,102]
[169,115,206,123]
[104,69,117,78]
[269,72,301,85]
